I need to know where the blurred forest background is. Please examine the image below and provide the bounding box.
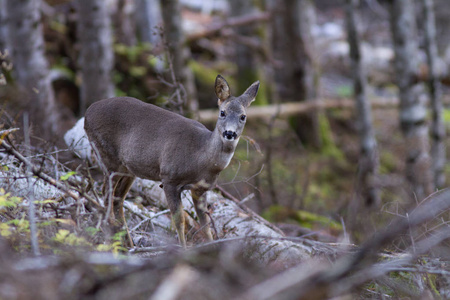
[2,0,450,299]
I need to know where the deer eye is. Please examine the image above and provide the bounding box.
[220,111,226,117]
[240,115,246,121]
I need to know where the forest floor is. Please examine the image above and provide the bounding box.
[2,97,450,299]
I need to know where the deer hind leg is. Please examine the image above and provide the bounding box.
[192,189,213,242]
[163,184,186,248]
[110,175,135,248]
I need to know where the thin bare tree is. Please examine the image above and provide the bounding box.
[345,0,380,207]
[77,0,115,115]
[389,0,433,199]
[421,0,445,189]
[1,0,62,137]
[160,0,198,116]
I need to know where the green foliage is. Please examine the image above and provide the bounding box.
[0,188,22,209]
[53,229,90,247]
[7,218,30,235]
[0,223,12,237]
[59,171,76,181]
[96,231,127,254]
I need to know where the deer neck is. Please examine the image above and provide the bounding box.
[208,126,239,171]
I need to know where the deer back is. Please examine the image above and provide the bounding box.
[85,97,212,182]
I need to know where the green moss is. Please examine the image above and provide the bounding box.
[379,150,398,174]
[262,204,342,231]
[318,114,345,162]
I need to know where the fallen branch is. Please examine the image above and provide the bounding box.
[186,12,271,43]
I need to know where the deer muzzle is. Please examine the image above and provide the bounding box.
[223,130,238,140]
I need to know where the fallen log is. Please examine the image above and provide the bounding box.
[198,95,450,122]
[132,179,313,266]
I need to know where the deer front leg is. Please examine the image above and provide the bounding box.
[111,175,135,248]
[164,184,186,248]
[192,189,213,242]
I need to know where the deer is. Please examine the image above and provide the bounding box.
[84,75,259,248]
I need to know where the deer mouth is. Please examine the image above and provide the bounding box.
[223,130,238,140]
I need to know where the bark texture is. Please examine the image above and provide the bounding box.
[136,0,162,45]
[77,0,115,115]
[160,0,198,116]
[1,0,62,137]
[389,0,433,199]
[422,0,446,189]
[345,0,380,207]
[134,179,312,266]
[269,0,320,148]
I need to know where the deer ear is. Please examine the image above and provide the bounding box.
[215,75,231,105]
[240,80,260,107]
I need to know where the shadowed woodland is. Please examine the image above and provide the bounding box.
[1,0,450,299]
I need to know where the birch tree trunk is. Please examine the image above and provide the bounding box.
[269,0,320,148]
[345,0,380,207]
[389,0,433,199]
[229,0,258,95]
[422,0,446,189]
[160,0,198,116]
[1,0,62,137]
[77,0,115,115]
[136,0,162,46]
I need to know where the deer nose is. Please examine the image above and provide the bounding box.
[223,130,237,140]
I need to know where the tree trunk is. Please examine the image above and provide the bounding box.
[345,0,380,207]
[0,0,5,53]
[269,0,320,148]
[77,0,115,115]
[112,0,137,47]
[160,0,198,116]
[1,0,62,138]
[422,0,446,189]
[389,0,433,199]
[136,0,162,46]
[229,0,259,95]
